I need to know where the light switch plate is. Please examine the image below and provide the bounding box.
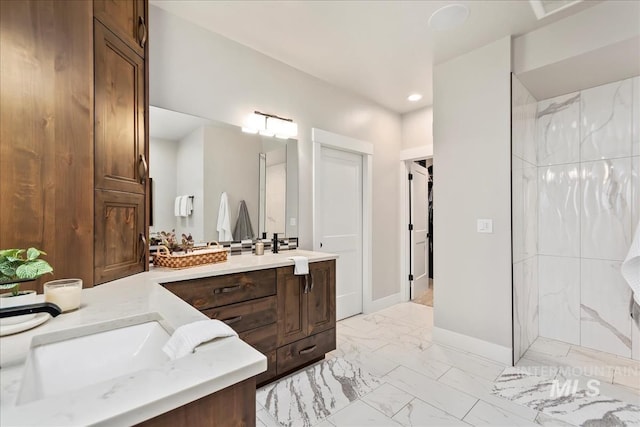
[477,219,493,233]
[290,218,297,226]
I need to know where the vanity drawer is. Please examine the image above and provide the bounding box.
[276,328,336,375]
[256,350,277,386]
[203,296,277,334]
[239,322,278,353]
[162,269,276,310]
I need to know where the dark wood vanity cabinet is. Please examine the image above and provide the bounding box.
[93,1,149,285]
[162,259,336,387]
[277,260,336,346]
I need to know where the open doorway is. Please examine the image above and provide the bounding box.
[408,158,433,307]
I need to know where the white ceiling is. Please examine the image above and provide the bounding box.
[151,0,599,114]
[149,106,212,141]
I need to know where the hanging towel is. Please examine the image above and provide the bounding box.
[179,195,189,217]
[622,219,640,306]
[217,192,233,241]
[185,196,193,216]
[233,200,254,240]
[289,256,309,275]
[174,196,182,217]
[162,319,238,360]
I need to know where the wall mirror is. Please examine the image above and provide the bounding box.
[149,106,299,243]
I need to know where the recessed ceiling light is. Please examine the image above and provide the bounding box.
[428,4,469,31]
[407,93,423,102]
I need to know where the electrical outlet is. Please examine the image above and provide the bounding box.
[477,219,493,233]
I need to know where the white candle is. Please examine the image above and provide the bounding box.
[44,282,81,312]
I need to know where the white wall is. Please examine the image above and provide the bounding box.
[150,6,402,301]
[433,37,513,362]
[149,137,178,234]
[401,106,433,151]
[176,127,205,240]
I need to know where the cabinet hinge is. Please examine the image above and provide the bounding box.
[408,274,414,281]
[408,173,413,180]
[408,223,413,231]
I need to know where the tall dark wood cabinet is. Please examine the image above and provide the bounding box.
[0,0,95,291]
[93,0,149,285]
[0,0,148,290]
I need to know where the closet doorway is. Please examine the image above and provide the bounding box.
[408,159,433,306]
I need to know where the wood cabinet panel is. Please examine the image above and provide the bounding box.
[94,189,145,284]
[239,323,277,354]
[162,269,276,311]
[94,21,146,195]
[137,377,256,427]
[307,260,336,336]
[276,267,307,346]
[204,296,277,334]
[0,0,94,291]
[94,0,146,57]
[276,328,336,375]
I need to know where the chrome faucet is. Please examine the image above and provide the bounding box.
[0,302,62,319]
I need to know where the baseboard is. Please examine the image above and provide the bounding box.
[365,292,401,314]
[433,326,512,365]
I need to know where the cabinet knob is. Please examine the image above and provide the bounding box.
[138,16,147,48]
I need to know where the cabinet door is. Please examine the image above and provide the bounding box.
[94,189,146,284]
[276,267,308,346]
[94,22,146,194]
[307,260,336,336]
[94,0,146,57]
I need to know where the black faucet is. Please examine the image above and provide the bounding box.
[272,233,279,254]
[0,302,62,319]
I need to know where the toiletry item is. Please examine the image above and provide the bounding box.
[272,233,279,254]
[255,239,264,256]
[44,278,82,312]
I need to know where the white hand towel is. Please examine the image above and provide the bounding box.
[179,195,189,217]
[289,256,309,275]
[174,196,182,217]
[622,220,640,305]
[162,319,238,360]
[186,196,193,216]
[217,192,233,241]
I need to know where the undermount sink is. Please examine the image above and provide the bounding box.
[17,317,171,404]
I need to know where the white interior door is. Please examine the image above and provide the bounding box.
[318,146,363,320]
[410,162,429,300]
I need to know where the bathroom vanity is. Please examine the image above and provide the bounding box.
[161,254,336,386]
[0,250,336,426]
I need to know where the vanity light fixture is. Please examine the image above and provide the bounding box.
[241,111,298,139]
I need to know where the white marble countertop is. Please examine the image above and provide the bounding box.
[0,249,337,426]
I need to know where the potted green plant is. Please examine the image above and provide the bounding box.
[0,248,53,326]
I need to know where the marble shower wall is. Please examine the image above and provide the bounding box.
[512,75,539,362]
[537,76,640,359]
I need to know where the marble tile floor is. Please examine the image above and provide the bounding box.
[256,303,640,426]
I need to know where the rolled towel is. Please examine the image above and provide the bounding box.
[162,319,238,360]
[289,256,309,275]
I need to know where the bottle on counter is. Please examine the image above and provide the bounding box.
[255,239,264,256]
